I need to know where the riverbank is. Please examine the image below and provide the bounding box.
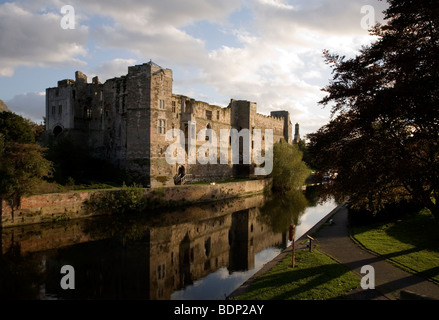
[0,179,271,228]
[229,204,439,300]
[228,203,344,299]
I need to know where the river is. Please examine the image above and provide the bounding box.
[0,187,337,300]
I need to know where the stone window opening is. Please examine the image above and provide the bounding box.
[157,264,165,280]
[86,108,92,119]
[58,105,62,115]
[205,110,212,120]
[159,100,165,110]
[217,110,220,120]
[52,106,56,115]
[158,119,166,134]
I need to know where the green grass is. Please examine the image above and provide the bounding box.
[351,209,439,284]
[230,249,360,300]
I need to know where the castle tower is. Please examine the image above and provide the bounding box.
[125,61,174,187]
[270,111,292,143]
[293,123,300,144]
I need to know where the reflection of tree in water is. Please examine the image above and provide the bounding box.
[259,189,309,234]
[0,242,44,299]
[82,214,153,245]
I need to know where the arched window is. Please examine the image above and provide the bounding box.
[53,125,63,137]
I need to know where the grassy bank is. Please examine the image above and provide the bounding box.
[230,248,360,300]
[350,208,439,284]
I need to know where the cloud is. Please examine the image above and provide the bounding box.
[87,58,138,82]
[179,0,390,136]
[0,2,88,77]
[0,0,391,137]
[83,0,243,67]
[6,92,46,124]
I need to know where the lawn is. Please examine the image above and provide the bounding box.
[230,248,360,300]
[351,208,439,284]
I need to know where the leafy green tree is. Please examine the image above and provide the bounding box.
[0,111,52,212]
[308,0,439,219]
[271,140,310,193]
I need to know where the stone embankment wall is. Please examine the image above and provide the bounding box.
[0,179,271,228]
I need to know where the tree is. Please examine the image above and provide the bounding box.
[0,111,52,213]
[308,0,439,219]
[271,140,310,193]
[0,100,9,112]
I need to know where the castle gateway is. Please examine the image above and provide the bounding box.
[46,61,295,187]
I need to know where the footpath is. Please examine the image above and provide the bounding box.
[229,204,439,300]
[317,204,439,300]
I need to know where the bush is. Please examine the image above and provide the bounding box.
[86,184,147,215]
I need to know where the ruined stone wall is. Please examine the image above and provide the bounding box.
[270,110,292,143]
[254,113,285,143]
[148,66,177,187]
[124,64,152,185]
[183,99,235,183]
[46,82,75,132]
[100,76,127,168]
[46,72,108,157]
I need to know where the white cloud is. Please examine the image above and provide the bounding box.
[258,0,295,11]
[0,0,391,137]
[6,92,46,124]
[87,58,138,82]
[0,2,88,77]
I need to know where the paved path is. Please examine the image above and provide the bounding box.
[316,205,439,300]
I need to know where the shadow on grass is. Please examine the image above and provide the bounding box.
[241,252,359,300]
[384,211,439,251]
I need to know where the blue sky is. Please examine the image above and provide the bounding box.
[0,0,388,137]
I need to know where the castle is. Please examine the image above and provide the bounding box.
[46,61,298,187]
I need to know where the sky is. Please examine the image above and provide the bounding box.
[0,0,389,138]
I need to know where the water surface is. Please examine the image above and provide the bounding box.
[0,187,336,300]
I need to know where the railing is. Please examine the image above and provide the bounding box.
[181,174,193,185]
[174,174,194,185]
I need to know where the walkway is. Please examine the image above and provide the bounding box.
[316,205,439,300]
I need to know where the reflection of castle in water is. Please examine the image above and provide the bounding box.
[1,195,287,300]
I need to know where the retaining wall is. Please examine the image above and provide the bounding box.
[0,179,271,228]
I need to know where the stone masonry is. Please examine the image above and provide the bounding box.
[46,61,295,187]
